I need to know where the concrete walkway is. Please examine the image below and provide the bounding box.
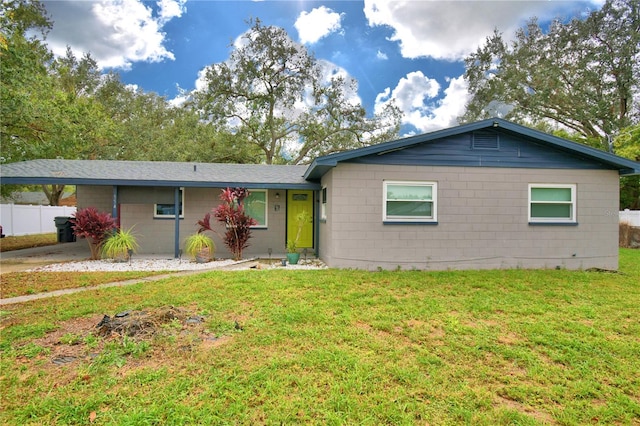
[1,242,318,305]
[0,258,260,306]
[1,268,217,306]
[0,242,258,305]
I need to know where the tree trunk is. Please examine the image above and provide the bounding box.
[87,237,102,260]
[42,184,66,206]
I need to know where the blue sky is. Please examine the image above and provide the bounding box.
[42,0,603,135]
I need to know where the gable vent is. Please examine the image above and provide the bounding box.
[472,131,499,150]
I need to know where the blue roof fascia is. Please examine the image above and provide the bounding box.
[495,120,640,175]
[0,176,320,190]
[303,118,640,179]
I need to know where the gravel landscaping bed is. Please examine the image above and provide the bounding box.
[28,257,326,272]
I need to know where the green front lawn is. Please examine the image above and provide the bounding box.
[1,250,638,425]
[0,233,57,252]
[0,271,168,298]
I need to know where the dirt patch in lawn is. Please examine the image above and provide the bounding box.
[496,395,557,425]
[16,305,235,371]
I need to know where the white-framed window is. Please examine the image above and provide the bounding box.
[154,188,184,218]
[245,189,268,228]
[383,181,437,222]
[528,184,576,223]
[320,187,327,220]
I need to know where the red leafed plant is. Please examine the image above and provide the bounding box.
[70,207,116,260]
[197,187,257,260]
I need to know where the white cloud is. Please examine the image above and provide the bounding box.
[376,50,388,60]
[380,71,440,113]
[295,6,343,44]
[43,0,185,70]
[194,67,209,93]
[363,0,602,61]
[420,75,470,131]
[157,0,186,23]
[376,72,470,133]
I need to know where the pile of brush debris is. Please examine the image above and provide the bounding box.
[94,306,206,339]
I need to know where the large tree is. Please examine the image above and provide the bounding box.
[1,0,61,203]
[462,0,639,151]
[1,1,261,206]
[614,124,640,209]
[93,76,259,163]
[1,2,117,204]
[193,19,400,164]
[1,0,54,162]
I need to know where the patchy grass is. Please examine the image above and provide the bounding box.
[0,234,164,297]
[0,249,638,425]
[0,233,57,252]
[0,271,167,298]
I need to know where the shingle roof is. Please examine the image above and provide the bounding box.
[3,120,638,188]
[0,159,317,189]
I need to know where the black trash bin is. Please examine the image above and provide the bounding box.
[54,216,76,243]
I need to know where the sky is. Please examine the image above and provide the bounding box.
[41,0,604,135]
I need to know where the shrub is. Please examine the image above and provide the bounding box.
[70,207,116,260]
[197,187,257,260]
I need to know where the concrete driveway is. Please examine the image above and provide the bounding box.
[0,241,183,273]
[0,240,91,273]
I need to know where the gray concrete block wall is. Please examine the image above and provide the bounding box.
[76,186,112,212]
[120,203,181,254]
[120,187,290,258]
[319,164,619,271]
[318,169,334,262]
[78,186,291,258]
[243,189,288,257]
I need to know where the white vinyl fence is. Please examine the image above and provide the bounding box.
[0,204,76,236]
[620,210,640,227]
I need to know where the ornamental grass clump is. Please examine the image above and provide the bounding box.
[102,227,140,261]
[70,207,116,260]
[184,232,215,263]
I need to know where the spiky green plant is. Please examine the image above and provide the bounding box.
[101,227,140,261]
[184,232,215,262]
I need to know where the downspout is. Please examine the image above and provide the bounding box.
[174,187,180,258]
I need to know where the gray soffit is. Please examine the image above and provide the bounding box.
[0,160,319,189]
[304,118,640,180]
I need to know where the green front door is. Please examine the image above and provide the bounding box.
[287,190,313,248]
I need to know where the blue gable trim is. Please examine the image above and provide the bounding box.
[348,129,614,170]
[303,119,640,180]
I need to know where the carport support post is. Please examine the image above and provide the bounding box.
[112,186,119,227]
[174,187,180,258]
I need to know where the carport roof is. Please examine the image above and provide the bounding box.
[0,159,318,189]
